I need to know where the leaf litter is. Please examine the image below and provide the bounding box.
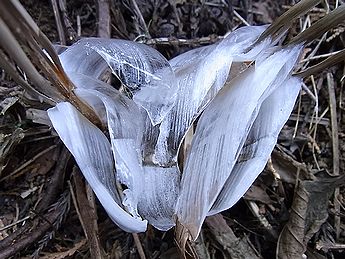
[0,0,345,258]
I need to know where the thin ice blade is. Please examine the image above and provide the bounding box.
[148,26,271,166]
[137,166,180,231]
[68,73,179,228]
[175,45,303,239]
[209,76,302,215]
[47,102,147,232]
[59,38,178,125]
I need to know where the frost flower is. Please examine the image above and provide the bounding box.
[47,25,303,239]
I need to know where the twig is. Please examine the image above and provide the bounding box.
[300,50,342,62]
[290,5,345,44]
[296,49,345,78]
[316,241,345,251]
[293,92,302,139]
[73,168,105,259]
[132,233,147,259]
[0,17,62,101]
[0,49,55,105]
[0,192,69,259]
[77,15,81,37]
[256,0,320,43]
[0,144,58,182]
[130,0,150,37]
[233,9,250,26]
[301,82,316,102]
[246,200,277,239]
[0,215,31,232]
[138,35,224,46]
[97,0,111,38]
[174,220,192,258]
[205,214,261,259]
[40,238,87,259]
[0,0,104,130]
[327,73,340,240]
[267,157,280,180]
[308,107,330,134]
[50,0,66,45]
[35,146,69,213]
[68,180,88,239]
[309,75,321,170]
[58,0,77,41]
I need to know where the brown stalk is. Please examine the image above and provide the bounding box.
[0,48,55,105]
[97,0,111,38]
[50,0,66,45]
[0,0,104,129]
[256,0,321,43]
[73,168,105,259]
[290,5,345,45]
[0,18,61,101]
[327,73,341,240]
[295,48,345,78]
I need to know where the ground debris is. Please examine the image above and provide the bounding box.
[0,0,345,258]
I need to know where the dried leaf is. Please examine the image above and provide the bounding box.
[277,172,345,258]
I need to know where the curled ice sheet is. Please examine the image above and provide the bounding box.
[59,38,178,125]
[68,72,144,140]
[47,102,147,232]
[175,45,303,239]
[67,73,145,217]
[137,166,180,231]
[150,26,271,166]
[113,139,143,218]
[209,76,302,215]
[66,72,179,228]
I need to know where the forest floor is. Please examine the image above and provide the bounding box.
[0,0,345,258]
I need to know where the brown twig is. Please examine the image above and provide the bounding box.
[68,180,88,239]
[0,192,70,259]
[50,0,66,45]
[35,145,69,213]
[327,73,341,240]
[233,9,250,26]
[0,144,59,182]
[246,200,278,240]
[290,5,345,45]
[73,168,105,259]
[256,0,320,43]
[0,49,55,105]
[295,49,345,78]
[138,35,224,46]
[0,0,104,130]
[130,0,150,37]
[132,233,147,259]
[97,0,111,38]
[205,214,260,259]
[0,17,63,102]
[58,0,77,41]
